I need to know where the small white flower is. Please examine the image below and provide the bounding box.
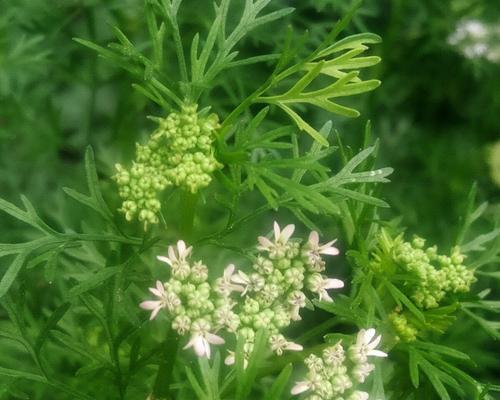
[288,290,306,321]
[184,319,225,359]
[270,334,303,356]
[257,221,295,251]
[308,274,344,302]
[231,270,264,295]
[157,240,193,266]
[139,280,167,320]
[349,328,387,363]
[308,231,340,256]
[215,264,245,296]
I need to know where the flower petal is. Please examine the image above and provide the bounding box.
[206,333,225,345]
[308,231,319,247]
[257,236,274,249]
[368,349,388,358]
[224,353,235,366]
[291,381,310,395]
[177,240,186,256]
[224,264,235,278]
[156,255,172,266]
[168,246,177,263]
[140,300,161,310]
[364,328,376,344]
[323,278,344,289]
[281,224,295,242]
[285,342,303,352]
[368,334,382,350]
[320,245,340,256]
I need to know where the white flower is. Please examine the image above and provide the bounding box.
[157,240,192,266]
[183,319,225,359]
[231,270,265,295]
[288,290,306,321]
[308,274,344,302]
[349,328,387,363]
[257,221,295,251]
[140,280,167,320]
[270,334,303,356]
[308,231,340,256]
[215,264,245,296]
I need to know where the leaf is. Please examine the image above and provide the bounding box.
[0,252,27,299]
[67,266,122,298]
[262,364,292,400]
[414,341,470,361]
[0,197,56,234]
[383,280,425,322]
[35,302,72,353]
[408,347,420,388]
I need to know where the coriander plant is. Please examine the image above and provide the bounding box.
[1,1,499,400]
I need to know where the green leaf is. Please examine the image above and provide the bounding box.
[0,252,28,299]
[67,266,122,298]
[263,364,292,400]
[236,330,268,400]
[35,302,72,353]
[408,347,420,388]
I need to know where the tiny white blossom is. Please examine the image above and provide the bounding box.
[308,274,344,302]
[349,328,387,363]
[183,319,225,359]
[308,231,340,256]
[215,264,245,296]
[224,350,249,369]
[348,391,369,400]
[270,334,303,356]
[352,362,375,383]
[157,240,192,266]
[140,280,167,320]
[231,270,265,295]
[257,221,295,251]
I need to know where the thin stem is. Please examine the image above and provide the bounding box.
[179,190,199,240]
[152,328,180,400]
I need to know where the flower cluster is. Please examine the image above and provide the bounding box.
[140,222,344,362]
[370,230,476,309]
[114,104,222,227]
[140,240,227,358]
[388,310,418,343]
[291,329,387,400]
[222,222,343,365]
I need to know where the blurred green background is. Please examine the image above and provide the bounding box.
[1,0,499,395]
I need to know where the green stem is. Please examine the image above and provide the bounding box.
[151,191,199,398]
[152,327,180,400]
[179,190,199,240]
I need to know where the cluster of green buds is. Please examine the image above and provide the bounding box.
[370,230,476,309]
[388,310,418,342]
[221,222,344,366]
[140,240,230,358]
[114,104,222,228]
[291,329,387,400]
[140,222,344,362]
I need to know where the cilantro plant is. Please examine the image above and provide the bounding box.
[0,1,499,400]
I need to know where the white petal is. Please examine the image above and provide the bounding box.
[156,255,172,266]
[150,306,162,320]
[291,381,310,395]
[168,246,177,263]
[308,231,319,247]
[280,224,295,242]
[140,300,161,310]
[273,221,281,241]
[368,349,388,358]
[193,337,207,357]
[319,290,334,302]
[320,244,340,256]
[368,334,382,350]
[323,278,344,289]
[156,280,165,294]
[224,353,235,365]
[285,342,303,352]
[204,339,211,359]
[177,240,186,256]
[206,333,225,345]
[224,264,235,278]
[364,328,376,344]
[149,287,163,297]
[257,236,274,249]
